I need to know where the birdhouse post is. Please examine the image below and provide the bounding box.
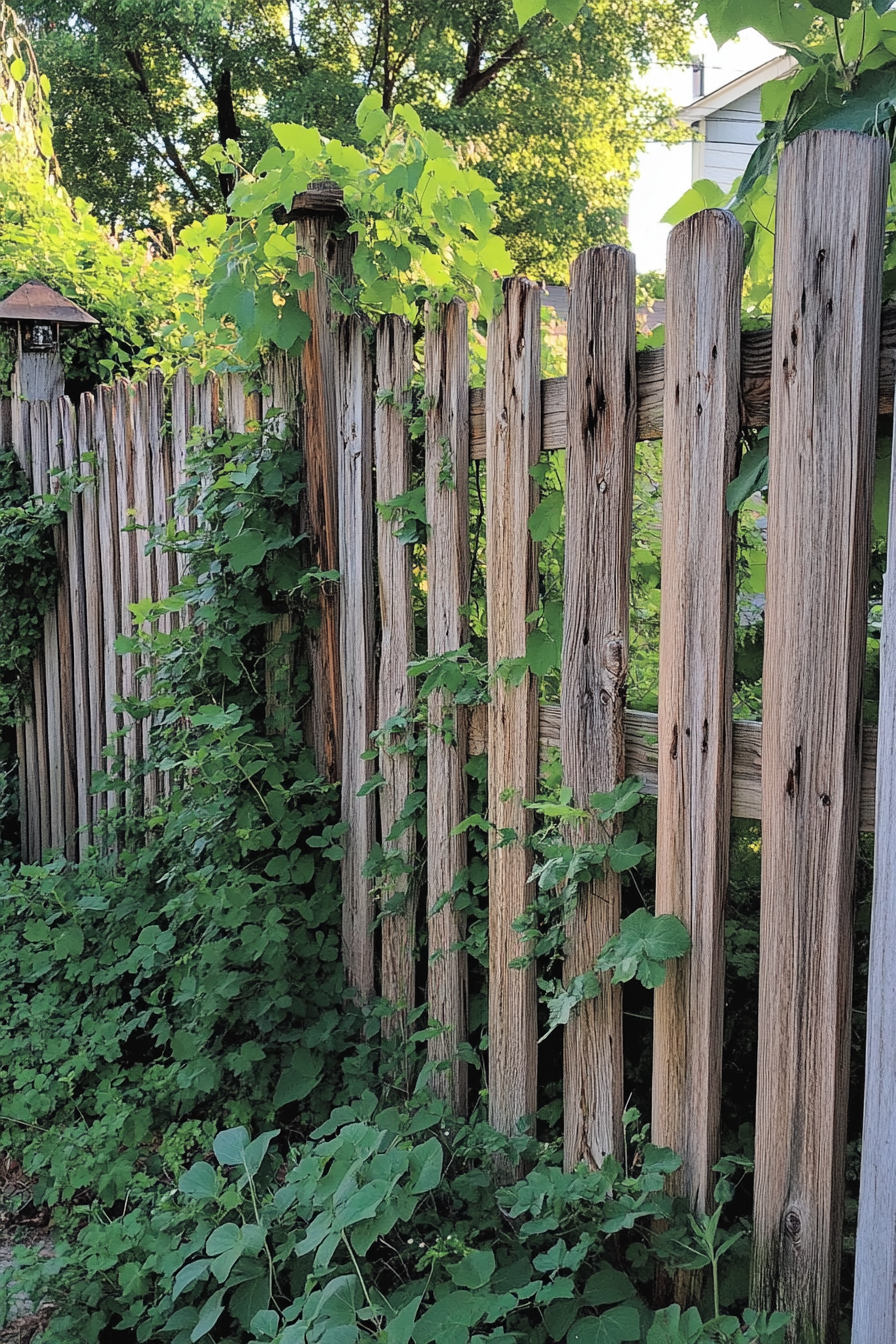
[0,279,98,456]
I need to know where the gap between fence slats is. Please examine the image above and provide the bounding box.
[561,245,636,1170]
[652,210,743,1251]
[336,316,376,1001]
[375,316,418,1045]
[486,277,541,1159]
[751,130,888,1343]
[424,299,470,1114]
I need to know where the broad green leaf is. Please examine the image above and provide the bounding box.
[171,1259,211,1300]
[528,491,563,541]
[213,1125,250,1166]
[409,1135,443,1193]
[526,628,558,677]
[190,1288,226,1342]
[250,1308,281,1338]
[9,57,26,81]
[661,178,729,226]
[448,1249,495,1289]
[206,1222,241,1256]
[726,448,769,514]
[178,1162,218,1199]
[513,0,546,23]
[568,1304,640,1343]
[384,1295,423,1344]
[597,909,691,988]
[274,1049,323,1107]
[225,529,269,572]
[272,123,323,158]
[607,830,652,873]
[582,1263,637,1307]
[242,1129,280,1177]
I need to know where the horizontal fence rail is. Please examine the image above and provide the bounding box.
[2,128,896,1342]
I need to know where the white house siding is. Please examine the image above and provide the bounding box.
[691,87,766,193]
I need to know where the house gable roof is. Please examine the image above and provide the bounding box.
[678,53,797,123]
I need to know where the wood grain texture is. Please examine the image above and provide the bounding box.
[95,385,122,817]
[10,378,40,860]
[853,401,896,1342]
[31,401,63,853]
[651,210,743,1224]
[295,208,354,782]
[425,300,470,1114]
[78,393,105,835]
[374,317,418,1042]
[486,278,541,1150]
[59,396,91,857]
[336,316,377,1000]
[561,246,636,1170]
[113,380,140,798]
[751,130,887,1343]
[467,306,896,456]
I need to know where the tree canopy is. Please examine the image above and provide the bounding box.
[17,0,694,278]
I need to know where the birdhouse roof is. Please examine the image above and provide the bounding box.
[0,279,98,327]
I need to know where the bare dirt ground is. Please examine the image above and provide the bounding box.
[0,1157,52,1344]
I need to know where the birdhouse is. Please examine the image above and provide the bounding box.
[0,279,98,405]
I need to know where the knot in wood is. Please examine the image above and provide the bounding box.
[601,636,626,684]
[783,1208,802,1244]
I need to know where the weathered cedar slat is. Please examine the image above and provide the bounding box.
[59,396,91,857]
[486,277,541,1153]
[295,197,354,782]
[467,305,896,457]
[652,210,743,1236]
[170,366,193,592]
[10,377,39,860]
[336,316,376,1000]
[132,380,156,805]
[113,380,139,795]
[78,393,105,834]
[32,401,63,853]
[854,399,896,1341]
[374,316,418,1041]
[561,246,636,1170]
[425,300,470,1114]
[95,385,122,816]
[142,371,166,809]
[751,131,888,1342]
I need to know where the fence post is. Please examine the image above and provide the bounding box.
[752,130,887,1341]
[854,379,896,1341]
[78,392,106,838]
[561,245,637,1169]
[651,210,742,1244]
[425,299,470,1114]
[335,315,377,1001]
[486,277,541,1158]
[281,184,354,783]
[375,315,418,1040]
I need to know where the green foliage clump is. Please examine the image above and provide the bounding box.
[0,446,59,724]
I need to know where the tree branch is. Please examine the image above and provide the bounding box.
[451,24,535,107]
[124,47,206,204]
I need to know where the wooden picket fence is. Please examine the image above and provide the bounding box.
[6,128,896,1339]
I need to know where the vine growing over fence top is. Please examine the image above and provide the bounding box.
[202,94,512,365]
